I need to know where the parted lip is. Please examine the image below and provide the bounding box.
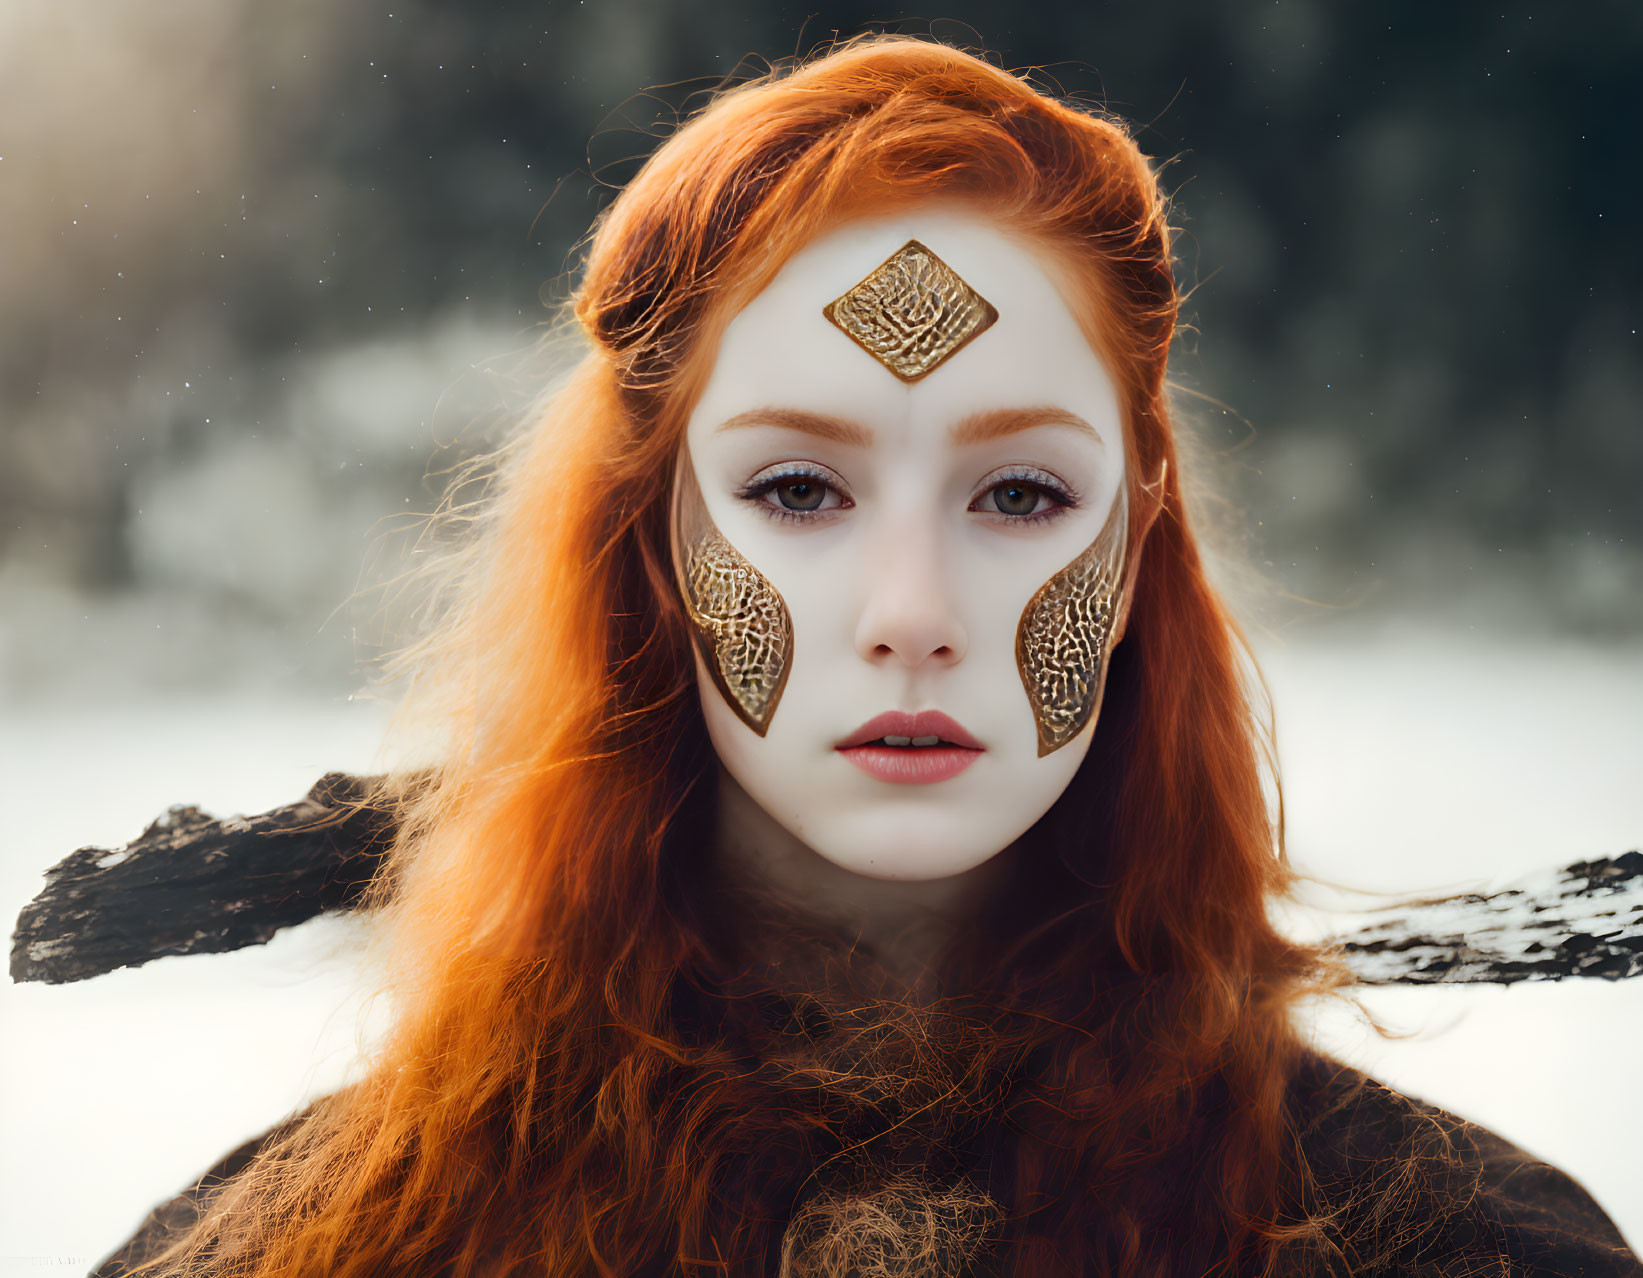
[835,710,984,751]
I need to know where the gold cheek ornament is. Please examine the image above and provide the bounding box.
[674,238,1132,751]
[670,455,793,736]
[1014,487,1131,756]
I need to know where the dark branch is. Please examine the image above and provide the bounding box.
[10,773,396,985]
[1331,851,1643,985]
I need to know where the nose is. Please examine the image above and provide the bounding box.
[852,516,969,669]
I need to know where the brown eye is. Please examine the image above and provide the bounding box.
[989,481,1044,517]
[736,467,848,522]
[775,480,827,511]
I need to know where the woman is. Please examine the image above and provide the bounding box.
[95,36,1638,1278]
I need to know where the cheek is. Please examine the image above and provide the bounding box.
[691,643,804,789]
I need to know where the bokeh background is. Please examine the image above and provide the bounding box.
[2,1,1639,1270]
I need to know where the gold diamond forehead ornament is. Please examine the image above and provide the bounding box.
[822,240,999,382]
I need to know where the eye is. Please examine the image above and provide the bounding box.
[736,465,850,524]
[970,467,1080,526]
[768,478,830,512]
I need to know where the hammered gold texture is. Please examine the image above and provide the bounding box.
[822,240,999,383]
[672,461,792,735]
[1015,494,1130,756]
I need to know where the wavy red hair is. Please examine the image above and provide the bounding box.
[130,35,1340,1277]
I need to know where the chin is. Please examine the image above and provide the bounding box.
[812,823,1010,883]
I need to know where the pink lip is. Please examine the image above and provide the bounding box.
[835,710,983,751]
[835,709,984,786]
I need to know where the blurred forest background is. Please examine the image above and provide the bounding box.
[2,0,1639,702]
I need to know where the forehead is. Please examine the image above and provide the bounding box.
[691,209,1120,440]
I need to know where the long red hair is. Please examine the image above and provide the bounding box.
[134,36,1338,1277]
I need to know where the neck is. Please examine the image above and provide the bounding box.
[708,762,1011,997]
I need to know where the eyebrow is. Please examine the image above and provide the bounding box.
[714,406,1100,447]
[950,406,1100,447]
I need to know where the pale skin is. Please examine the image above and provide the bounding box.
[680,209,1128,991]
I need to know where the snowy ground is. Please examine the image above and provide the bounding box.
[2,630,1639,1274]
[1264,628,1643,1257]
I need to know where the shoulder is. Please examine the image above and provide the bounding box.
[1287,1050,1641,1277]
[88,1114,303,1278]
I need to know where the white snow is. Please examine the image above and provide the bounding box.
[0,700,396,1276]
[1261,628,1643,1252]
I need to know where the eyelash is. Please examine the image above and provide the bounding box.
[734,465,1081,528]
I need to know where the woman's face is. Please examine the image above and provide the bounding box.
[677,209,1126,881]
